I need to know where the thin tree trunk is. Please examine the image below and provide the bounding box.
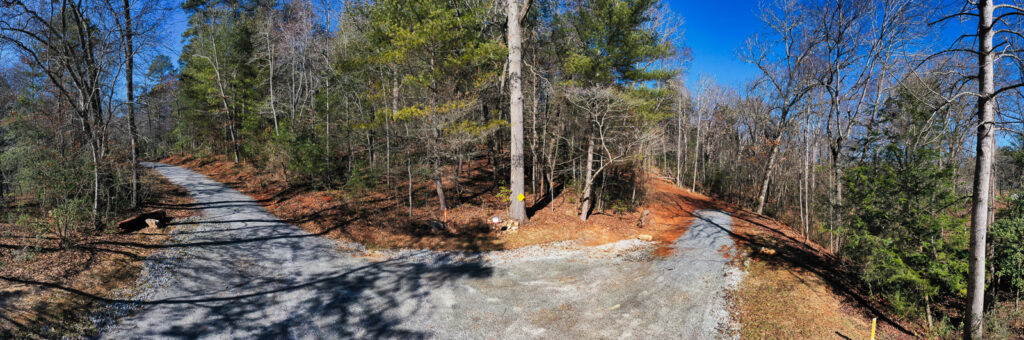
[965,2,995,338]
[90,139,101,227]
[756,140,780,215]
[676,100,683,185]
[530,54,539,199]
[408,157,413,217]
[387,76,397,190]
[926,294,934,331]
[267,15,279,135]
[798,129,806,240]
[325,77,331,158]
[123,0,138,208]
[435,163,447,215]
[692,116,701,191]
[580,138,595,221]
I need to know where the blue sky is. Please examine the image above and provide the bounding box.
[160,0,976,93]
[663,0,762,89]
[160,0,766,90]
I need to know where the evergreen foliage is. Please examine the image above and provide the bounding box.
[842,88,968,318]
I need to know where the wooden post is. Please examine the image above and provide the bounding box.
[870,317,877,340]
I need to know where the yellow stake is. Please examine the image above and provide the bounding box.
[870,317,877,340]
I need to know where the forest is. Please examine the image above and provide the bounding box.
[2,0,1024,338]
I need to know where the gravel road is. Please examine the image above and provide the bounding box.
[98,163,742,339]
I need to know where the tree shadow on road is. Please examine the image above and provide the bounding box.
[3,252,493,339]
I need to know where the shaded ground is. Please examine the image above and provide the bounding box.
[96,163,743,339]
[0,170,195,339]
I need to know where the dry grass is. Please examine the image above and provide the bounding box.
[736,260,873,339]
[0,170,195,339]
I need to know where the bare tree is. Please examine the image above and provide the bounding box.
[0,0,120,226]
[566,87,639,221]
[742,0,822,214]
[930,1,1024,337]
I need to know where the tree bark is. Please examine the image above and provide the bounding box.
[676,97,684,185]
[965,1,994,338]
[123,0,138,208]
[580,138,595,221]
[507,0,527,222]
[266,14,279,135]
[692,109,702,191]
[388,75,398,190]
[756,140,780,215]
[408,157,413,217]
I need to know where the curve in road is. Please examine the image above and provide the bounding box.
[100,163,742,339]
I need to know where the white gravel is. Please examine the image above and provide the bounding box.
[96,163,743,339]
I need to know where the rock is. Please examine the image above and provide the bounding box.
[637,234,653,241]
[758,247,776,255]
[428,220,446,233]
[118,211,169,233]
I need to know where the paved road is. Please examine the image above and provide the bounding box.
[100,163,742,339]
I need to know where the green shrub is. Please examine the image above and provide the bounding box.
[992,193,1024,304]
[345,160,378,191]
[495,185,511,202]
[51,198,88,245]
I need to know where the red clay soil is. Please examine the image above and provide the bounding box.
[160,155,705,252]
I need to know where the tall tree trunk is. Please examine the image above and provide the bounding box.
[756,140,780,215]
[434,157,447,215]
[266,15,279,136]
[325,77,331,158]
[692,116,701,191]
[965,2,994,338]
[90,138,101,227]
[676,100,683,185]
[798,129,806,240]
[408,157,413,217]
[506,0,527,222]
[387,76,397,190]
[530,54,539,197]
[123,0,138,208]
[580,138,595,221]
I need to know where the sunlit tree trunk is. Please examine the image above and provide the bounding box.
[123,0,139,208]
[756,140,779,215]
[965,1,995,338]
[507,0,528,222]
[580,138,595,221]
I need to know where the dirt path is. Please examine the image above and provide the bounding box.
[99,163,743,339]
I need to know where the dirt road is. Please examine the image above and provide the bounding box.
[99,163,742,339]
